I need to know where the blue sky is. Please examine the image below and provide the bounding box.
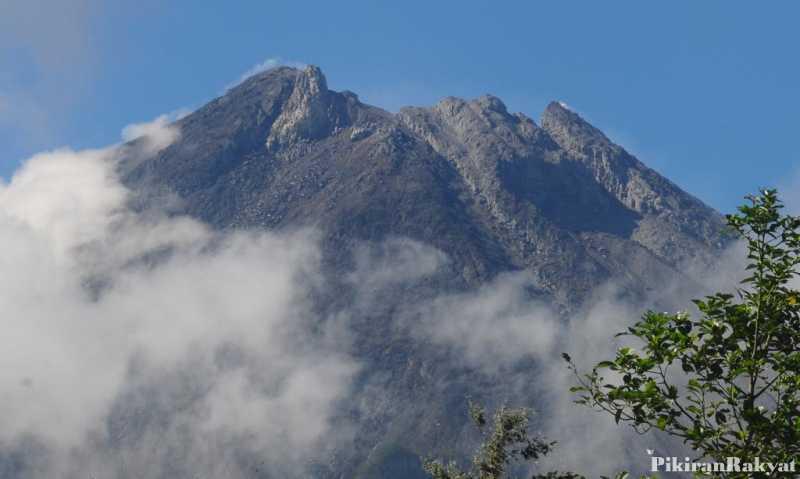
[2,1,798,213]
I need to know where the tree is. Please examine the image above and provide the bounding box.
[422,401,630,479]
[566,189,800,477]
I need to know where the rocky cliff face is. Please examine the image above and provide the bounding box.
[118,65,728,477]
[540,102,726,267]
[124,66,725,306]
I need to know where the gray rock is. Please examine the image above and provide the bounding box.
[113,66,728,478]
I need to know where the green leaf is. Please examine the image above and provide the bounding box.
[657,416,668,430]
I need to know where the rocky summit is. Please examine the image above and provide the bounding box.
[118,65,728,477]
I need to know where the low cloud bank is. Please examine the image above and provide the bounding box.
[0,119,357,478]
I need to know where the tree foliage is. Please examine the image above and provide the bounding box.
[422,401,631,479]
[566,189,800,476]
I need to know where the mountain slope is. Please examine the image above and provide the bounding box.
[118,65,728,477]
[123,66,724,306]
[540,101,726,267]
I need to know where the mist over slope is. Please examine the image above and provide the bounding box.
[0,65,734,478]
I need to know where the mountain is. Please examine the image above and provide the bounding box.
[123,65,725,304]
[118,65,728,477]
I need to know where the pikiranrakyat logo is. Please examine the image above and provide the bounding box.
[647,450,796,475]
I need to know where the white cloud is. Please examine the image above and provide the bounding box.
[348,238,447,289]
[409,272,559,371]
[341,238,671,474]
[225,57,308,92]
[0,123,358,477]
[120,110,189,154]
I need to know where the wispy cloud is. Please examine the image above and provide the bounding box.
[0,0,99,153]
[408,272,559,372]
[0,0,96,73]
[120,109,189,154]
[371,233,748,476]
[224,57,307,92]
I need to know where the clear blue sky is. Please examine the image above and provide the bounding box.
[2,1,798,213]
